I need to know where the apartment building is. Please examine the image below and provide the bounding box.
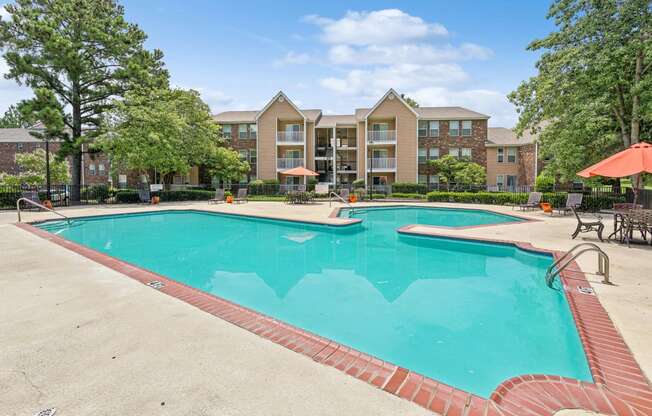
[213,89,490,189]
[486,127,541,190]
[0,128,110,185]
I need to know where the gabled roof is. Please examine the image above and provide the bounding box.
[486,127,537,147]
[255,91,305,121]
[365,88,419,120]
[0,128,43,143]
[212,111,258,123]
[355,108,370,121]
[315,114,357,128]
[301,109,322,122]
[415,106,489,120]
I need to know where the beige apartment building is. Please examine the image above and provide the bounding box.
[486,127,541,190]
[213,89,492,190]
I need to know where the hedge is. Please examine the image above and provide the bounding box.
[389,193,427,200]
[426,191,625,211]
[391,182,428,194]
[115,190,140,203]
[159,189,214,201]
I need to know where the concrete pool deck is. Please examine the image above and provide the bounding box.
[1,201,651,415]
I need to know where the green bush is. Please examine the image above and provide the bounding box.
[159,189,214,201]
[391,182,428,194]
[535,174,555,192]
[308,178,318,191]
[389,193,427,199]
[352,178,365,189]
[82,184,112,203]
[115,189,140,203]
[0,189,21,208]
[249,179,279,195]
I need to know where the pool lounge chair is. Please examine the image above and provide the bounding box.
[556,193,583,216]
[234,188,248,204]
[519,192,542,210]
[208,189,225,204]
[571,207,604,242]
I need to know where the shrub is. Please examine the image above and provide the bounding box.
[352,178,365,189]
[389,193,427,199]
[391,182,428,194]
[82,184,112,203]
[115,189,140,203]
[535,174,555,192]
[159,189,214,201]
[308,178,318,191]
[249,179,279,195]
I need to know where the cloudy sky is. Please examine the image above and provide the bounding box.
[0,0,555,127]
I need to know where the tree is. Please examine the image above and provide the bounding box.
[428,155,460,184]
[454,162,486,185]
[401,94,419,108]
[0,105,30,128]
[99,88,221,183]
[0,148,69,186]
[429,155,486,186]
[205,147,250,185]
[0,0,168,201]
[508,0,652,182]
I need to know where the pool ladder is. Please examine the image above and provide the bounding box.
[545,243,610,287]
[329,191,354,216]
[16,197,71,224]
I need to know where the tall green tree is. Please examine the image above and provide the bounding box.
[99,88,222,183]
[0,0,168,201]
[0,105,30,128]
[0,148,69,186]
[509,0,652,182]
[401,94,419,108]
[205,147,250,185]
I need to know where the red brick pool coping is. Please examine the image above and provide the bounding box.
[16,219,652,416]
[329,204,540,230]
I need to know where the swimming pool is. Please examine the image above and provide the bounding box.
[36,209,591,398]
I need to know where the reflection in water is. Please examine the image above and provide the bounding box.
[39,209,591,398]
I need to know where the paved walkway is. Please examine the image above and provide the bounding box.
[1,201,650,416]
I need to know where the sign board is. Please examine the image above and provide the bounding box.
[150,184,164,192]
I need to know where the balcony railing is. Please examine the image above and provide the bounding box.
[277,131,304,144]
[367,157,396,170]
[277,157,304,170]
[315,148,334,158]
[337,163,357,172]
[367,130,396,145]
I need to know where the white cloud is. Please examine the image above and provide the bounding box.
[177,86,233,112]
[304,9,447,46]
[0,56,33,113]
[408,87,517,127]
[273,51,311,67]
[320,64,469,98]
[0,4,10,21]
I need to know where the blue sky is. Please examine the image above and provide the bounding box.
[1,1,555,127]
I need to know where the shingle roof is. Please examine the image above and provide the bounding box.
[315,114,357,128]
[487,127,537,146]
[0,128,43,143]
[212,111,259,123]
[415,106,489,120]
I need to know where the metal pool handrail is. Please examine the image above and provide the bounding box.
[545,243,610,287]
[329,191,354,215]
[16,197,71,224]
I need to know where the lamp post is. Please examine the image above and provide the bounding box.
[45,138,51,201]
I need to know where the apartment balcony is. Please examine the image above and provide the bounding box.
[367,130,396,145]
[336,162,357,173]
[315,148,334,159]
[277,131,305,144]
[367,157,396,171]
[277,157,304,170]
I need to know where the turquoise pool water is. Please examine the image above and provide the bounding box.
[37,209,591,397]
[339,206,524,227]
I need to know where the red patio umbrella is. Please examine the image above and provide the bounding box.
[577,142,652,204]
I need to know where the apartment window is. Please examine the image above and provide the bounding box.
[238,149,248,161]
[449,120,460,136]
[286,123,301,132]
[372,176,388,185]
[461,148,472,159]
[497,148,504,163]
[286,149,301,159]
[250,149,257,164]
[238,124,248,139]
[418,148,427,164]
[449,147,472,159]
[449,147,459,157]
[16,143,24,150]
[429,147,439,160]
[496,175,505,188]
[249,123,257,139]
[429,175,439,185]
[429,121,439,137]
[507,147,517,163]
[506,175,518,189]
[89,164,96,175]
[461,120,472,136]
[222,124,232,138]
[98,164,105,174]
[418,121,428,137]
[418,174,427,184]
[372,122,389,131]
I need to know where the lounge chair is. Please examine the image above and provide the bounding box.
[556,193,583,216]
[208,189,225,204]
[518,192,542,210]
[571,207,604,242]
[234,188,248,204]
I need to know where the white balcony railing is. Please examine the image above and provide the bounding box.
[367,130,396,144]
[277,157,304,170]
[367,157,396,171]
[277,131,304,144]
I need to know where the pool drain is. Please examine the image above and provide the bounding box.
[34,409,56,416]
[577,286,595,295]
[147,280,165,289]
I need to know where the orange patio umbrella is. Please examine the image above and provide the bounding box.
[280,166,319,176]
[577,141,652,203]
